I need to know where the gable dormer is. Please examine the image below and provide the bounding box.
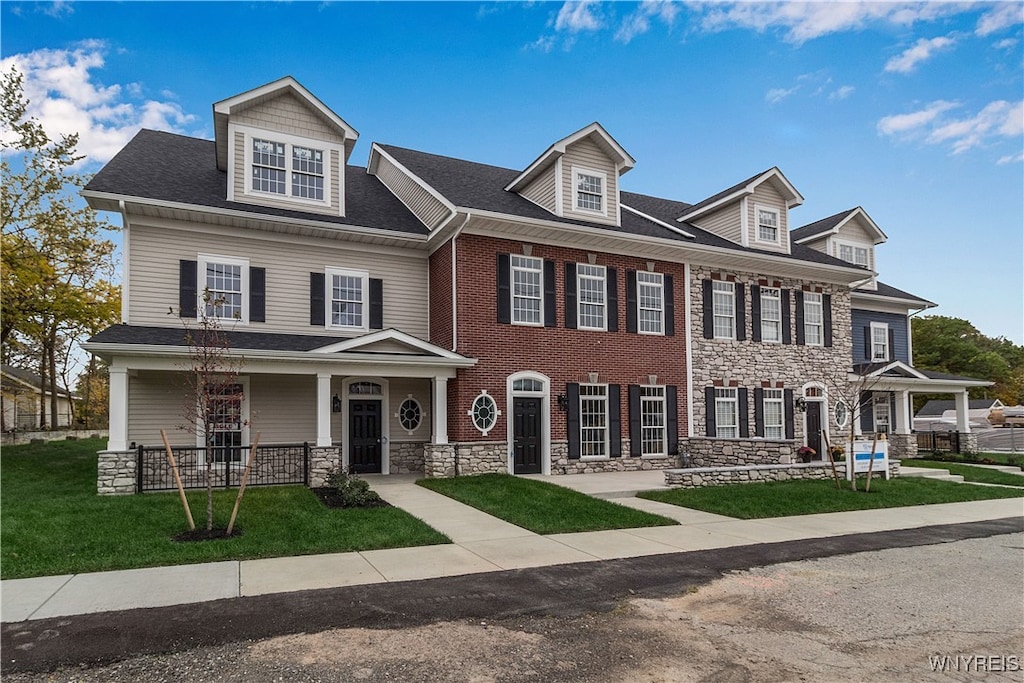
[676,167,803,254]
[505,122,635,227]
[214,77,359,217]
[792,207,886,288]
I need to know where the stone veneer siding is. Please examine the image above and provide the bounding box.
[97,450,137,495]
[665,460,901,488]
[885,433,918,460]
[684,437,798,467]
[308,446,341,487]
[390,442,426,474]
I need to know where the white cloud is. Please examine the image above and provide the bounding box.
[555,0,603,33]
[994,37,1019,50]
[878,99,1024,156]
[997,151,1024,165]
[0,43,197,167]
[828,85,855,101]
[884,35,956,74]
[615,0,678,44]
[765,86,799,104]
[41,1,73,18]
[976,3,1022,37]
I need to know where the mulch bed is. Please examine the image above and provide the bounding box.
[311,487,391,509]
[173,527,243,542]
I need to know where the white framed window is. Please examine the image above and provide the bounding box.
[469,391,500,436]
[579,384,608,457]
[238,126,336,208]
[873,394,891,434]
[763,388,784,440]
[637,272,664,335]
[712,281,736,339]
[714,387,739,439]
[198,377,249,466]
[838,242,870,267]
[198,254,249,323]
[573,166,607,215]
[870,322,889,361]
[577,264,607,331]
[640,386,666,456]
[326,267,369,331]
[511,255,543,326]
[512,378,544,392]
[397,397,423,433]
[291,145,324,200]
[834,401,849,429]
[756,206,780,243]
[760,287,782,343]
[804,292,823,346]
[251,138,286,194]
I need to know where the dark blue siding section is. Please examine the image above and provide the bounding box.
[851,309,909,363]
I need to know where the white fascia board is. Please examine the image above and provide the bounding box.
[81,190,429,246]
[851,291,936,310]
[794,208,887,246]
[213,76,359,142]
[620,204,695,239]
[856,360,930,380]
[853,374,994,391]
[309,328,469,360]
[678,167,804,224]
[506,122,636,192]
[369,144,458,217]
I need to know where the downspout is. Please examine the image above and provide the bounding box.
[451,213,471,353]
[118,200,131,324]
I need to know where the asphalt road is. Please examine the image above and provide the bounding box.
[3,518,1022,682]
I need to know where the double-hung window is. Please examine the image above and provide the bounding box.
[714,388,739,438]
[873,394,891,434]
[574,167,606,215]
[577,264,607,330]
[640,386,666,455]
[760,287,782,343]
[803,292,823,346]
[511,255,543,325]
[839,243,870,267]
[252,139,287,195]
[757,208,779,243]
[763,389,784,440]
[579,384,608,457]
[199,254,248,322]
[712,281,736,339]
[326,267,369,330]
[243,129,333,207]
[637,272,664,334]
[291,145,324,200]
[870,322,889,361]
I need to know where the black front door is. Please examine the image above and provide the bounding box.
[349,400,382,473]
[513,397,542,474]
[806,401,823,459]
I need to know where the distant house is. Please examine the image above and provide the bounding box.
[914,398,1003,430]
[1,364,76,430]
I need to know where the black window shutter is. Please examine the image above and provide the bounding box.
[369,278,383,330]
[784,388,795,439]
[310,272,325,326]
[702,280,714,339]
[750,285,762,342]
[496,253,511,324]
[608,384,622,457]
[794,290,805,345]
[781,289,792,344]
[565,263,577,329]
[863,326,872,362]
[249,267,266,323]
[543,260,556,327]
[888,328,896,361]
[735,285,746,341]
[860,392,874,432]
[823,294,833,347]
[567,383,581,459]
[606,267,618,332]
[738,387,750,438]
[628,385,641,456]
[179,260,198,318]
[664,274,675,336]
[626,270,638,333]
[705,386,717,437]
[666,386,679,455]
[754,387,765,437]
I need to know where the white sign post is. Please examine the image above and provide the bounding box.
[849,439,890,480]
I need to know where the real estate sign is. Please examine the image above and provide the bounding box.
[849,440,890,480]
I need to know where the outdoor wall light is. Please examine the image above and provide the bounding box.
[332,394,342,413]
[795,397,807,413]
[557,393,568,412]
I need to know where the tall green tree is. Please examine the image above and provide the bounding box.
[1,67,120,427]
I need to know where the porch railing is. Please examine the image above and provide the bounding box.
[915,430,962,454]
[136,442,310,493]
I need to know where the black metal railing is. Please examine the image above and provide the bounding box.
[915,430,962,454]
[136,442,309,493]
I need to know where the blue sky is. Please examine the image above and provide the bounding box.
[3,1,1022,343]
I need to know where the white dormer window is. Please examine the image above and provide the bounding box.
[291,145,324,200]
[838,243,869,267]
[573,166,606,215]
[237,125,336,209]
[756,207,780,243]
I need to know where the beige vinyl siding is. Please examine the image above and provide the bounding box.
[387,377,432,442]
[692,204,743,244]
[519,163,558,213]
[250,374,316,442]
[128,222,429,338]
[561,138,619,226]
[836,215,877,244]
[127,371,188,446]
[373,154,450,230]
[748,182,790,252]
[233,92,341,142]
[233,131,245,201]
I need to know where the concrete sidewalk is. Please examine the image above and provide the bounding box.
[3,474,1022,623]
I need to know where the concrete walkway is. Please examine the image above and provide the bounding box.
[3,473,1022,623]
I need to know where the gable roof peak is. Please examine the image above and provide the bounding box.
[791,206,887,245]
[676,166,803,223]
[505,121,636,192]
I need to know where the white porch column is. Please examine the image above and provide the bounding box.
[432,376,448,444]
[108,366,129,451]
[954,389,971,433]
[894,390,911,434]
[316,372,333,447]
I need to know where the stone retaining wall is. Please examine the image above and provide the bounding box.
[665,459,901,488]
[4,429,107,447]
[685,437,798,467]
[97,449,136,495]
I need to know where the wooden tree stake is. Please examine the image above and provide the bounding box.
[162,429,195,530]
[227,432,261,536]
[865,432,880,492]
[821,429,841,489]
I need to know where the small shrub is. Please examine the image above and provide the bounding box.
[323,467,384,508]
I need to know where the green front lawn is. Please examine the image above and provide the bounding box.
[909,460,1024,487]
[418,473,676,534]
[919,452,1023,469]
[1,439,448,579]
[638,477,1024,520]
